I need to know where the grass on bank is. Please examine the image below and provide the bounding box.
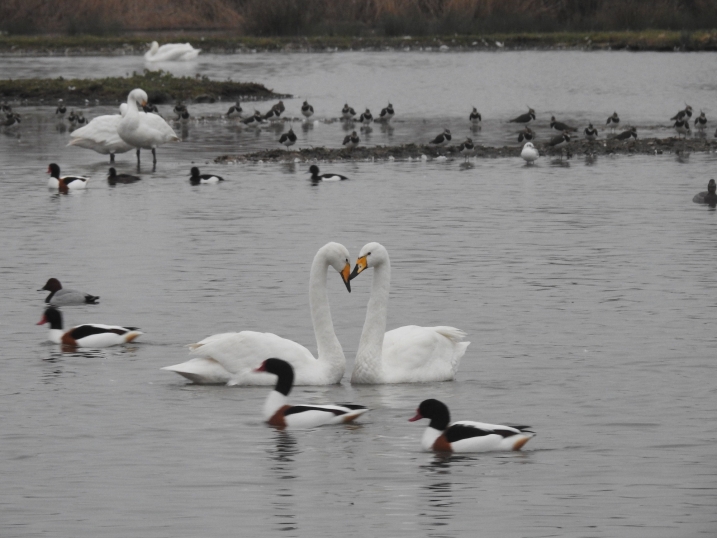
[0,70,283,105]
[1,30,717,54]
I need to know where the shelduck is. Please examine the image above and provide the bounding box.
[255,358,368,429]
[37,306,142,348]
[47,163,88,192]
[409,399,535,453]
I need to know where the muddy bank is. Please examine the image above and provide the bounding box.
[216,137,717,164]
[2,31,717,56]
[0,71,285,106]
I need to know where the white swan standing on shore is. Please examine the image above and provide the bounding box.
[162,242,353,385]
[349,242,469,384]
[144,41,200,62]
[67,104,133,163]
[118,89,179,165]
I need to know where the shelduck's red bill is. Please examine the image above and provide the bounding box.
[253,361,267,373]
[408,411,423,422]
[36,315,47,326]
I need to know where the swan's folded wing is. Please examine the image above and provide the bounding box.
[188,331,316,375]
[382,325,469,382]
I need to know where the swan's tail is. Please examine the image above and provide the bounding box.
[433,326,470,377]
[433,326,467,343]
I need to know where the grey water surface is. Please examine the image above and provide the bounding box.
[1,51,716,538]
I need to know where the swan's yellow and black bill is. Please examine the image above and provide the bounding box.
[350,256,368,280]
[341,262,352,292]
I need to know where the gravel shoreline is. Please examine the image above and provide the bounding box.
[216,137,717,164]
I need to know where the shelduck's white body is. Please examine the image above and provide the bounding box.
[410,399,535,453]
[37,306,142,348]
[256,358,368,429]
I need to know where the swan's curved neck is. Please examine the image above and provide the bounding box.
[124,94,140,129]
[352,260,390,383]
[309,250,345,380]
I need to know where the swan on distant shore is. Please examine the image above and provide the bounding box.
[349,242,469,384]
[161,242,353,385]
[144,41,200,62]
[67,104,133,163]
[117,89,179,165]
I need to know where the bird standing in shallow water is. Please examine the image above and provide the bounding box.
[429,129,452,146]
[378,103,395,123]
[584,123,599,140]
[279,128,297,148]
[517,126,534,143]
[342,103,356,121]
[458,138,475,161]
[342,130,359,150]
[509,107,535,124]
[469,107,482,128]
[673,118,691,138]
[301,100,314,119]
[614,126,637,140]
[550,116,577,133]
[521,142,539,164]
[606,111,620,133]
[694,111,707,132]
[671,104,693,122]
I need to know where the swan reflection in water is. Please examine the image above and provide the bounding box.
[268,430,299,532]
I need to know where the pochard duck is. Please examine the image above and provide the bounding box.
[40,278,99,306]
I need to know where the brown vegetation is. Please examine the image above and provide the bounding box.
[1,0,716,35]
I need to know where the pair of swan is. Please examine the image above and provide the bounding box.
[162,242,469,385]
[144,41,200,62]
[68,89,179,164]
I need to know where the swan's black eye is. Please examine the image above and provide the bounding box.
[367,252,371,256]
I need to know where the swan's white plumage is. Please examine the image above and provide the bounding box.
[118,89,179,151]
[67,104,133,156]
[162,242,352,385]
[350,242,469,384]
[144,41,200,62]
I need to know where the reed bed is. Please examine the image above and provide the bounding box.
[1,0,716,36]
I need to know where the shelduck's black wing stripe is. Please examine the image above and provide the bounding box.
[444,424,493,443]
[69,325,128,339]
[284,405,345,417]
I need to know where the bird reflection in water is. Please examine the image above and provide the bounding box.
[268,430,299,533]
[42,348,106,382]
[416,455,466,535]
